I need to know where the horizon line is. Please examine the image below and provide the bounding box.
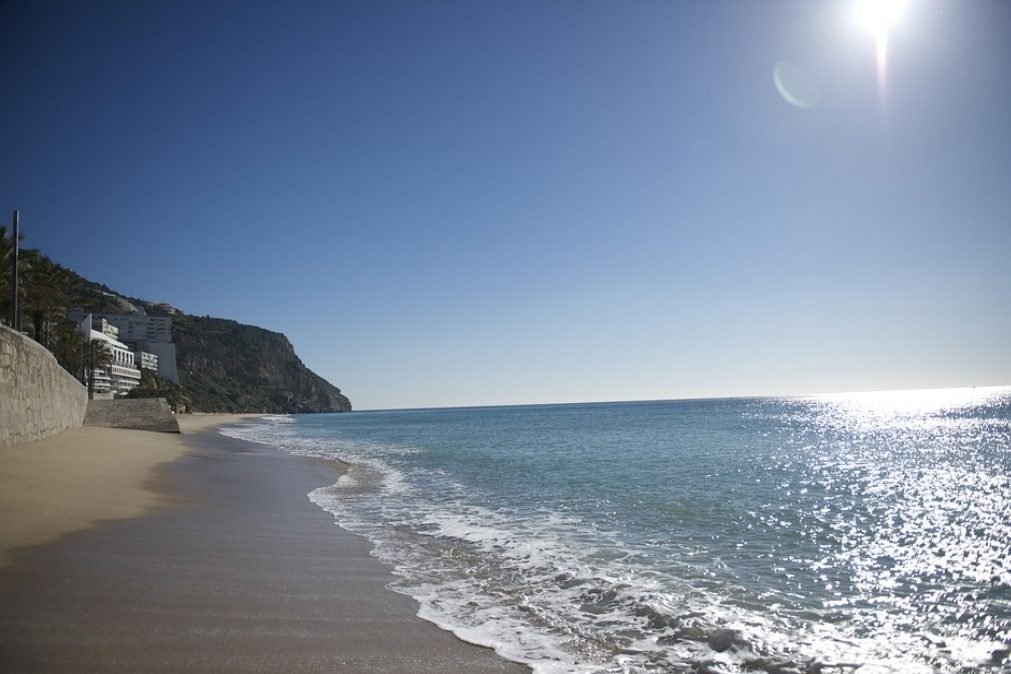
[344,383,1011,414]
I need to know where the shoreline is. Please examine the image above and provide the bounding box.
[0,416,528,672]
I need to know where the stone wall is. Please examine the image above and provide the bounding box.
[84,398,180,433]
[0,325,88,448]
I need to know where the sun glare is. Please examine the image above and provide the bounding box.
[854,0,908,35]
[853,0,909,111]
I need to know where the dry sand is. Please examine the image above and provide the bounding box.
[0,414,254,569]
[0,415,528,672]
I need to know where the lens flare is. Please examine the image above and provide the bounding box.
[773,61,820,109]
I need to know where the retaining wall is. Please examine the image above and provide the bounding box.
[84,398,180,433]
[0,325,88,448]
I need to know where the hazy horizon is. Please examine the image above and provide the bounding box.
[346,383,1011,413]
[3,0,1009,410]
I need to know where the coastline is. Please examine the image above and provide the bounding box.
[0,415,528,672]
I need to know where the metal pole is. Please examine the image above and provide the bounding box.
[10,210,19,331]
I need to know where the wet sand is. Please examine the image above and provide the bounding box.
[0,416,528,672]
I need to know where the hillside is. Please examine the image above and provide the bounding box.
[66,270,351,414]
[172,314,351,413]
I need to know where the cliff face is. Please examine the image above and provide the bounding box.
[61,266,351,414]
[173,315,351,414]
[9,251,351,415]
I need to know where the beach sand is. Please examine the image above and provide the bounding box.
[0,414,255,569]
[0,415,528,672]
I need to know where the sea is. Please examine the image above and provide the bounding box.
[220,386,1011,674]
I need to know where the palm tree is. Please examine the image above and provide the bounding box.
[0,225,19,326]
[0,246,88,349]
[49,317,92,382]
[46,317,113,393]
[1,229,104,392]
[85,336,114,396]
[20,254,79,347]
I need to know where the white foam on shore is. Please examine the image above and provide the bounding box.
[220,414,1009,674]
[308,467,935,672]
[219,416,410,497]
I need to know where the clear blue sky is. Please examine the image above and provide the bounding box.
[2,0,1009,410]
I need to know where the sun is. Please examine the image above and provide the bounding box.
[854,0,908,36]
[853,0,909,108]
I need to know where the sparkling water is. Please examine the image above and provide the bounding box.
[221,387,1011,673]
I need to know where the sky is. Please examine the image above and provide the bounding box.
[2,0,1009,410]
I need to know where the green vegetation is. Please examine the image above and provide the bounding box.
[125,369,190,413]
[172,314,351,413]
[1,229,351,413]
[1,228,99,383]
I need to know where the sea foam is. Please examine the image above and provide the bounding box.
[219,390,1011,673]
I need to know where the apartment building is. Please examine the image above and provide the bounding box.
[89,329,142,395]
[70,309,179,384]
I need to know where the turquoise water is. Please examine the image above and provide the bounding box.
[222,387,1011,673]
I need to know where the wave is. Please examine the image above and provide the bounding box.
[219,409,1009,674]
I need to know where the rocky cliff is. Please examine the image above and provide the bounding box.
[172,314,351,413]
[61,267,351,414]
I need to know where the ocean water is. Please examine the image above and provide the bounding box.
[220,387,1011,673]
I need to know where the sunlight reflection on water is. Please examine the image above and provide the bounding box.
[788,387,1011,666]
[226,388,1011,672]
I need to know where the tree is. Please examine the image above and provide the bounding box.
[84,337,114,395]
[126,369,190,412]
[48,317,92,382]
[20,253,86,348]
[1,229,91,348]
[0,225,21,326]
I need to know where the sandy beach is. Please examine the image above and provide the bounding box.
[0,415,527,672]
[0,414,253,570]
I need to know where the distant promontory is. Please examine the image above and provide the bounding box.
[1,238,351,414]
[74,280,352,414]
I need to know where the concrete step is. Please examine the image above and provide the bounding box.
[84,399,181,433]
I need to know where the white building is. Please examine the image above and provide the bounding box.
[101,312,172,343]
[136,350,159,372]
[69,309,179,384]
[98,318,119,339]
[141,341,178,383]
[89,330,142,396]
